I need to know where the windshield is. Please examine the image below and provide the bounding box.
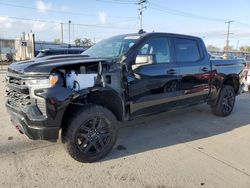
[82,35,140,58]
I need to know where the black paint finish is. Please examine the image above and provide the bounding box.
[5,32,246,140]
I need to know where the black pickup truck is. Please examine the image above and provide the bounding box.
[5,32,246,162]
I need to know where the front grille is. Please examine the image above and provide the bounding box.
[36,98,47,115]
[6,75,47,117]
[9,77,26,86]
[6,89,34,108]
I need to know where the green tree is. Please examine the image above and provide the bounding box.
[74,38,82,47]
[223,45,234,51]
[53,38,61,44]
[82,38,93,48]
[240,46,250,52]
[207,45,221,52]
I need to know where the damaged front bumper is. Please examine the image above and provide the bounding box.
[5,81,75,141]
[6,102,60,140]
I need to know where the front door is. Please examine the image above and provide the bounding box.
[127,36,181,117]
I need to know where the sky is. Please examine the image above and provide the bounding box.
[0,0,250,49]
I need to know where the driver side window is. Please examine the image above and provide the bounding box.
[138,37,172,64]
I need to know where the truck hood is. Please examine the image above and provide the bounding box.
[8,54,110,75]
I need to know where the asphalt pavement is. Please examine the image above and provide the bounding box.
[0,73,250,188]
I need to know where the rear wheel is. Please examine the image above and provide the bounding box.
[62,105,118,163]
[211,85,235,117]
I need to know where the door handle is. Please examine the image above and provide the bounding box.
[200,67,209,72]
[167,69,177,75]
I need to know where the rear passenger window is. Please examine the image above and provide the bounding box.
[175,38,201,62]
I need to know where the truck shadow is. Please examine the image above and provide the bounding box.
[0,95,249,163]
[103,95,250,161]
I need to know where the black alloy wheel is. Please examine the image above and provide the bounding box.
[221,88,235,114]
[211,85,235,117]
[76,116,112,155]
[62,105,118,163]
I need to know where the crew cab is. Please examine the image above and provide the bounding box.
[5,32,246,162]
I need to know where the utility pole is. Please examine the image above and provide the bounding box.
[236,40,240,51]
[72,24,75,45]
[32,33,35,59]
[23,32,26,60]
[60,23,64,44]
[68,20,71,47]
[138,0,147,30]
[225,20,234,52]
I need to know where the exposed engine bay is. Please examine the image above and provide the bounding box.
[52,61,122,93]
[66,70,97,91]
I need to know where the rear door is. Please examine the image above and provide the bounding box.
[174,37,211,103]
[128,35,181,116]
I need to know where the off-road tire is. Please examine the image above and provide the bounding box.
[211,85,235,117]
[62,105,118,163]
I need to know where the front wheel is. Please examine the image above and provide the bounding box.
[62,105,118,163]
[211,85,235,117]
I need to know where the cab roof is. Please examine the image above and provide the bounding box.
[119,31,202,40]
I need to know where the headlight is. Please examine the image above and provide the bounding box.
[26,75,59,88]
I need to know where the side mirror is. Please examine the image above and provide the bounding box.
[135,54,154,64]
[132,54,155,70]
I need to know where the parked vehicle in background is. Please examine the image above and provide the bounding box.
[245,56,250,91]
[5,31,246,163]
[221,53,238,60]
[0,53,14,62]
[209,53,223,60]
[36,48,85,58]
[245,72,250,91]
[245,54,250,64]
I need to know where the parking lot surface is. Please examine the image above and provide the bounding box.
[0,72,250,188]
